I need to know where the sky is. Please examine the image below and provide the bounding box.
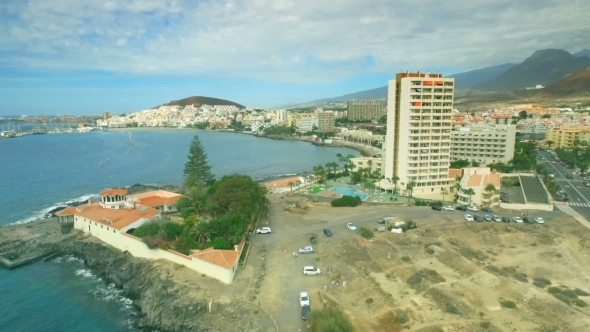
[1,0,590,115]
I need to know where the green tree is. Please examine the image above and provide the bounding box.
[441,188,449,204]
[190,222,214,244]
[546,140,554,150]
[519,111,528,119]
[210,174,268,219]
[325,161,339,178]
[450,159,470,169]
[288,181,295,192]
[366,181,376,195]
[471,159,480,167]
[309,306,354,332]
[407,180,416,198]
[336,153,346,170]
[184,135,216,186]
[502,180,513,194]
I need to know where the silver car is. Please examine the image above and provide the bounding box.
[298,246,314,254]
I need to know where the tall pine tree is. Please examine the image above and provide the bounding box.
[184,135,216,186]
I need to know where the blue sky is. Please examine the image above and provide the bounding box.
[1,0,589,115]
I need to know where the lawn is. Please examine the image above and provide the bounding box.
[309,185,333,194]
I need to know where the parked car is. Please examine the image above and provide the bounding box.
[346,223,357,231]
[534,217,545,224]
[301,305,310,321]
[298,246,314,254]
[323,228,333,237]
[256,227,272,234]
[377,219,386,224]
[464,214,474,222]
[502,217,510,223]
[456,205,468,211]
[474,215,484,222]
[482,207,492,213]
[303,266,321,276]
[513,216,523,223]
[492,215,502,222]
[467,206,479,212]
[442,206,454,211]
[524,217,535,224]
[300,292,310,307]
[483,215,492,222]
[431,205,442,211]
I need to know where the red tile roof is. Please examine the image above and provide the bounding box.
[55,202,160,230]
[99,188,129,196]
[191,239,245,268]
[137,195,183,207]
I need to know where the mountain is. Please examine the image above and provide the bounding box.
[286,63,515,108]
[538,67,590,98]
[473,49,590,92]
[449,63,517,88]
[574,49,590,57]
[157,96,245,109]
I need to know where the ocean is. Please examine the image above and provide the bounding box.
[0,129,357,331]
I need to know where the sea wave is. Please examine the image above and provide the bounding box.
[254,173,300,181]
[9,193,98,225]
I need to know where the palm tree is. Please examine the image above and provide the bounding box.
[295,179,302,189]
[366,181,376,195]
[546,140,554,150]
[407,180,416,198]
[466,188,476,205]
[393,175,400,194]
[336,153,344,170]
[368,160,373,175]
[190,222,214,244]
[288,181,295,192]
[484,184,496,206]
[502,180,513,194]
[453,176,463,193]
[325,161,339,178]
[441,188,449,204]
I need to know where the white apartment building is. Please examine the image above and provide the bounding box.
[296,117,315,133]
[382,72,454,198]
[451,124,516,165]
[276,109,287,124]
[518,121,551,134]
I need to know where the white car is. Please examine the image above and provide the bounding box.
[442,206,454,211]
[299,292,310,307]
[513,217,523,223]
[346,223,357,231]
[256,227,272,234]
[534,217,545,224]
[303,266,321,276]
[467,206,479,212]
[492,215,502,222]
[298,246,314,254]
[464,214,474,222]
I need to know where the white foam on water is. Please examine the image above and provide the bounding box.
[9,193,98,225]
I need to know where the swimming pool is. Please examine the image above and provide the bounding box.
[330,187,369,200]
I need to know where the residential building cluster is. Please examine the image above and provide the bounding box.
[545,125,590,148]
[347,99,386,122]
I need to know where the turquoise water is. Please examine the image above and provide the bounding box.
[330,187,369,200]
[0,129,357,331]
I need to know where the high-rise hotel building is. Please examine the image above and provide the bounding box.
[383,72,455,195]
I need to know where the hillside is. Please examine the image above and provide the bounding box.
[158,96,245,109]
[574,49,590,57]
[285,62,515,108]
[538,67,590,98]
[473,49,590,92]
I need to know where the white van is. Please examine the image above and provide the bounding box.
[303,266,321,276]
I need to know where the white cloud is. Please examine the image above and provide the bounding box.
[1,0,590,83]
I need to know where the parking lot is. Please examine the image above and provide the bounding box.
[248,194,560,331]
[520,175,550,204]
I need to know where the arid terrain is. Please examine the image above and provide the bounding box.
[251,194,590,332]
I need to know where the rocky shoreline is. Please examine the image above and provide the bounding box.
[0,184,264,332]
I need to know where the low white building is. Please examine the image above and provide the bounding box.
[297,117,315,133]
[456,167,501,207]
[56,188,243,284]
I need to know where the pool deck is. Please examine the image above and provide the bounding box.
[316,187,370,200]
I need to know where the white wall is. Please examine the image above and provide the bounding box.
[499,202,554,211]
[73,217,238,284]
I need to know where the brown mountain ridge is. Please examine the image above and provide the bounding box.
[155,96,246,109]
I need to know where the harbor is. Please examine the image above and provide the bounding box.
[0,123,100,139]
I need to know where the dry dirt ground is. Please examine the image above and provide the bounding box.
[254,193,590,332]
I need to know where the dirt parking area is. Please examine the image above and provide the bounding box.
[251,193,590,332]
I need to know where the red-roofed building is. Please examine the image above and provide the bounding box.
[456,167,501,207]
[128,190,184,213]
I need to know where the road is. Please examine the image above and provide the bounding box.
[538,150,590,221]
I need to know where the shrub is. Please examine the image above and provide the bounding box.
[208,237,232,250]
[445,303,460,315]
[500,301,516,309]
[480,321,491,329]
[331,195,362,207]
[395,312,409,324]
[553,293,570,305]
[573,299,588,307]
[575,288,590,296]
[406,220,418,231]
[514,273,528,283]
[309,306,354,332]
[134,222,162,238]
[426,248,435,255]
[561,289,579,299]
[401,256,412,263]
[485,265,500,274]
[406,269,446,291]
[358,227,374,239]
[162,222,185,239]
[548,287,562,294]
[143,236,164,249]
[533,277,551,288]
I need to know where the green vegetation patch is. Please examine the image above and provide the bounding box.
[309,306,354,332]
[533,277,552,288]
[358,227,374,239]
[407,269,446,291]
[331,195,362,207]
[500,300,517,309]
[459,247,489,261]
